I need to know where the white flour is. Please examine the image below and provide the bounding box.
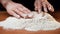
[0,12,60,31]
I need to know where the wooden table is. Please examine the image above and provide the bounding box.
[0,11,60,34]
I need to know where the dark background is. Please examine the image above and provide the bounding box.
[0,0,60,11]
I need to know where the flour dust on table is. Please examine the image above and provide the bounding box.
[0,11,60,31]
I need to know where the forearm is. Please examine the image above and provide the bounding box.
[0,0,12,7]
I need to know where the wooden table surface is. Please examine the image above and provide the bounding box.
[0,11,60,34]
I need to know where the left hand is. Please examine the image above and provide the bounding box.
[34,0,54,13]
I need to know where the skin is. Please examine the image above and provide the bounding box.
[0,0,32,18]
[34,0,54,13]
[0,0,54,18]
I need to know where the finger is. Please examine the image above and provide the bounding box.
[34,0,42,12]
[37,0,42,13]
[34,0,38,11]
[18,4,31,13]
[27,12,33,18]
[23,7,31,13]
[18,8,33,18]
[14,9,27,18]
[18,7,31,14]
[42,2,48,12]
[46,1,54,12]
[7,10,20,18]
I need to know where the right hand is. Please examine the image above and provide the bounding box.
[5,1,32,18]
[34,0,54,13]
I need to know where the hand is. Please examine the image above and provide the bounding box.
[5,1,32,18]
[34,0,54,13]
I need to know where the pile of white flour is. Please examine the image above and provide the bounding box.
[0,12,60,31]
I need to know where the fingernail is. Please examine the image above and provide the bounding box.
[49,7,54,12]
[13,14,20,18]
[49,7,51,10]
[16,15,20,18]
[44,9,48,13]
[21,14,27,18]
[28,13,33,17]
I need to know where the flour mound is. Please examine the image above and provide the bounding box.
[0,12,60,31]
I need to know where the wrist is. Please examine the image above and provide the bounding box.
[1,0,12,8]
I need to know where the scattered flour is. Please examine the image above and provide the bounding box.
[0,12,60,31]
